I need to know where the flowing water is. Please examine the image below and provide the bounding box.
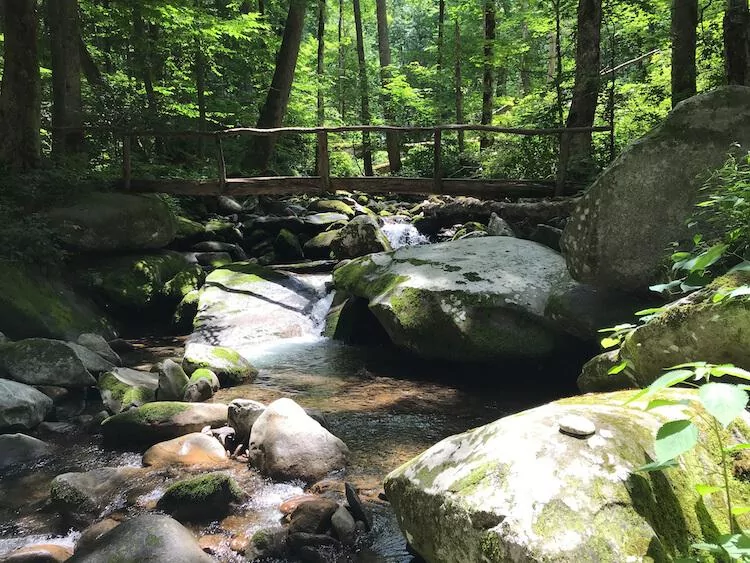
[380,217,430,249]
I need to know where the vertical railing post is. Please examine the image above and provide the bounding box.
[122,134,132,191]
[433,128,443,193]
[216,134,227,193]
[317,130,332,192]
[555,131,570,196]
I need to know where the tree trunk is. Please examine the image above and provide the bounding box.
[49,0,84,158]
[671,0,698,107]
[564,0,602,180]
[0,0,41,171]
[455,19,464,152]
[317,0,325,126]
[253,0,307,171]
[437,0,445,72]
[338,0,345,118]
[725,0,750,85]
[195,36,207,158]
[375,0,401,172]
[519,0,531,95]
[132,4,160,145]
[481,0,496,149]
[79,35,107,92]
[353,0,373,176]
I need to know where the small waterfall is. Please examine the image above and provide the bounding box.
[310,289,335,334]
[381,216,430,249]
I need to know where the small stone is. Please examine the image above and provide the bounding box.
[331,505,356,545]
[558,414,596,438]
[345,482,372,531]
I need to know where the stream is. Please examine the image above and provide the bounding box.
[0,222,586,562]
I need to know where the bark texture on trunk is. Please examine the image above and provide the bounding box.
[725,0,750,85]
[481,0,496,149]
[564,0,602,179]
[671,0,698,107]
[317,0,326,126]
[49,0,84,157]
[375,0,401,172]
[353,0,373,176]
[455,19,464,152]
[0,0,41,171]
[253,0,307,170]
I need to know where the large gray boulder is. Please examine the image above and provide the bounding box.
[562,86,750,291]
[67,514,214,563]
[331,237,578,361]
[385,389,750,563]
[0,266,115,341]
[248,398,348,483]
[188,262,324,352]
[97,367,158,414]
[0,434,51,469]
[330,215,392,259]
[0,339,97,387]
[45,192,177,252]
[0,379,53,431]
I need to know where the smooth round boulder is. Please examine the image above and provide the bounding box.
[182,343,258,387]
[153,359,189,401]
[248,398,348,483]
[330,215,392,260]
[66,514,214,563]
[0,339,96,388]
[2,544,73,563]
[288,498,339,534]
[97,368,158,415]
[142,433,228,468]
[155,473,244,522]
[77,334,121,366]
[0,434,51,469]
[101,402,228,446]
[0,379,53,431]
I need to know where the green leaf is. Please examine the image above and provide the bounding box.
[698,383,749,427]
[608,361,628,375]
[624,370,695,405]
[731,506,750,516]
[682,243,728,272]
[654,420,699,462]
[645,399,691,410]
[729,261,750,273]
[636,459,680,472]
[694,484,722,496]
[710,364,750,380]
[717,533,750,558]
[724,443,750,454]
[600,337,620,349]
[635,307,666,317]
[691,542,724,554]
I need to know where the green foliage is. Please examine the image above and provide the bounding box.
[628,362,750,561]
[653,152,750,296]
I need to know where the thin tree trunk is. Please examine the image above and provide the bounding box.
[481,0,496,149]
[520,0,531,94]
[338,0,345,118]
[195,36,207,158]
[725,0,750,85]
[437,0,445,71]
[547,31,557,85]
[564,0,602,179]
[455,19,464,153]
[79,35,107,92]
[353,0,373,176]
[317,0,326,126]
[49,0,84,158]
[375,0,401,172]
[554,0,564,126]
[0,0,41,171]
[671,0,698,106]
[132,4,160,148]
[252,0,307,171]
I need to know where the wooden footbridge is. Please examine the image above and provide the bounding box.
[118,123,610,200]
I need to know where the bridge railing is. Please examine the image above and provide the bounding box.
[116,123,610,199]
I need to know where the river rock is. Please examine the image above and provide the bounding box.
[101,402,228,446]
[67,514,214,563]
[562,86,750,291]
[155,472,244,522]
[385,388,750,563]
[309,199,356,218]
[248,398,348,483]
[331,237,578,361]
[344,482,372,531]
[577,350,634,393]
[154,359,190,401]
[0,379,53,431]
[75,251,203,312]
[331,505,357,545]
[330,215,392,260]
[172,290,200,335]
[77,334,121,366]
[288,498,338,534]
[188,262,324,351]
[97,368,158,414]
[45,192,177,252]
[486,213,515,237]
[142,432,229,468]
[182,380,213,403]
[50,466,144,526]
[75,519,121,554]
[65,342,116,374]
[0,434,51,469]
[227,398,266,445]
[1,544,73,563]
[0,339,96,388]
[274,229,305,261]
[174,216,207,246]
[182,343,257,387]
[302,213,350,231]
[188,368,220,392]
[303,230,338,260]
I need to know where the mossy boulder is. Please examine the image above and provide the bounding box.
[309,199,356,218]
[274,228,304,261]
[303,230,338,260]
[332,237,579,361]
[98,368,158,414]
[188,368,220,392]
[0,338,97,387]
[0,379,53,431]
[156,473,244,521]
[172,289,200,335]
[174,216,207,246]
[384,388,750,563]
[189,262,323,351]
[66,514,214,563]
[0,265,115,341]
[154,359,190,401]
[330,215,392,260]
[182,343,257,387]
[0,434,51,469]
[100,401,228,446]
[45,192,177,252]
[75,251,201,312]
[582,273,750,391]
[562,86,750,291]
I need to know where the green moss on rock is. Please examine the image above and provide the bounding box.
[156,473,244,521]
